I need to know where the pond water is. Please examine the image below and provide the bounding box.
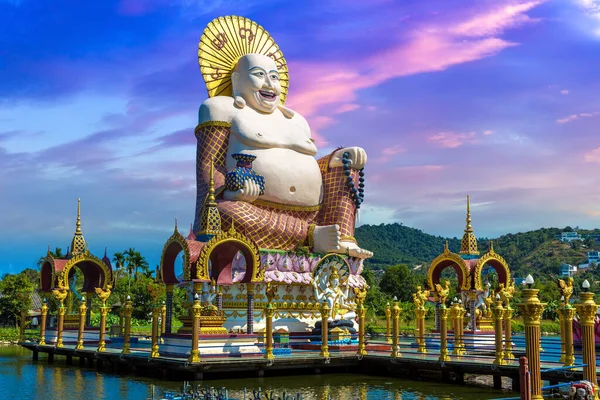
[0,345,512,400]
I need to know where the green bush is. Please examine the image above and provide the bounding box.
[540,320,561,334]
[511,320,524,333]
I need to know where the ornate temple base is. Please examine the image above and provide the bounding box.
[177,315,228,335]
[42,328,110,346]
[63,314,81,329]
[160,335,261,357]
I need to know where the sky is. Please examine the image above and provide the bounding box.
[1,0,599,274]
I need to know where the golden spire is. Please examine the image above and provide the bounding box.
[459,194,479,255]
[489,240,494,253]
[174,217,178,233]
[198,158,222,238]
[70,198,87,255]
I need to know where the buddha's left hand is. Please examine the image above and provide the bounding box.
[330,147,367,169]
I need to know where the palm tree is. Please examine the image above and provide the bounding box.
[112,252,126,283]
[36,247,65,267]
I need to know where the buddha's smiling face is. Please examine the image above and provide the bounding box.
[233,54,281,113]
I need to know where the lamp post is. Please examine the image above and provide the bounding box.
[492,294,505,365]
[517,274,545,400]
[391,297,401,358]
[122,295,132,355]
[557,295,566,364]
[39,298,48,346]
[188,293,201,363]
[76,295,87,350]
[385,303,392,344]
[575,279,598,396]
[438,298,450,362]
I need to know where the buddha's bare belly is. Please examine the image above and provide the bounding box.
[226,140,323,206]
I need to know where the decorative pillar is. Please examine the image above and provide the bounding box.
[320,304,330,358]
[469,292,477,332]
[557,302,566,364]
[216,286,223,315]
[574,288,598,396]
[85,293,92,327]
[246,284,255,334]
[150,306,160,358]
[39,299,48,346]
[391,299,401,358]
[457,302,466,355]
[188,295,201,363]
[122,296,132,355]
[264,302,275,360]
[97,304,107,352]
[385,303,391,343]
[450,303,460,356]
[503,305,514,360]
[434,302,440,331]
[562,305,575,367]
[492,297,505,365]
[415,306,427,353]
[56,297,66,348]
[160,301,166,336]
[438,304,450,362]
[517,284,545,400]
[165,284,174,334]
[19,307,26,342]
[76,296,87,350]
[357,298,367,356]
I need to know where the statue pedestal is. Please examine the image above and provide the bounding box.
[199,316,228,335]
[177,315,228,335]
[478,317,494,331]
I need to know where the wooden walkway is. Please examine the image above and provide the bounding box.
[19,335,595,391]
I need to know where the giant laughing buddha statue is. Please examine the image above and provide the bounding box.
[193,16,372,259]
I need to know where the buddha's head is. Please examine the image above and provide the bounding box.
[232,54,281,113]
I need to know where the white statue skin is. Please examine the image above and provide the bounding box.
[199,53,372,258]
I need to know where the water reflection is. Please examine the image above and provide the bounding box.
[0,346,508,400]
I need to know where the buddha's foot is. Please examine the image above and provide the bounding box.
[339,240,373,259]
[312,225,373,259]
[313,224,341,254]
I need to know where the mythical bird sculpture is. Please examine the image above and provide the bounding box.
[95,284,112,306]
[413,285,430,309]
[498,279,516,306]
[434,280,451,306]
[557,277,574,304]
[353,286,367,306]
[266,282,278,303]
[52,288,68,303]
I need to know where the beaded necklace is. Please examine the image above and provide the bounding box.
[342,151,365,209]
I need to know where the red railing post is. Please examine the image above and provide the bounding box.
[519,356,531,400]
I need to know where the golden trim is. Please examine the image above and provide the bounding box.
[427,251,471,291]
[196,224,263,282]
[307,224,316,249]
[340,236,357,244]
[473,250,511,291]
[159,223,191,282]
[39,252,56,290]
[253,198,321,212]
[195,121,232,132]
[58,252,113,290]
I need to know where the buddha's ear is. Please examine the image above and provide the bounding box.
[231,71,240,96]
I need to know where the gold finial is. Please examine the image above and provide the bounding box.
[444,240,449,253]
[207,158,216,205]
[174,217,178,233]
[70,198,87,255]
[465,194,472,233]
[75,198,82,235]
[47,244,51,254]
[489,240,494,253]
[459,194,479,255]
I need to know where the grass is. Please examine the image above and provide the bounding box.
[0,328,39,342]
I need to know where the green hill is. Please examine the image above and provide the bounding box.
[355,223,599,277]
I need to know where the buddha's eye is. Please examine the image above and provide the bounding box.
[270,74,280,81]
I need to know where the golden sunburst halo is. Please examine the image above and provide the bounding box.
[198,15,289,104]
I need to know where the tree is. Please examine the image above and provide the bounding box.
[112,252,126,283]
[0,272,35,327]
[379,264,417,303]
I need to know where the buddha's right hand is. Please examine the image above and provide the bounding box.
[223,179,262,203]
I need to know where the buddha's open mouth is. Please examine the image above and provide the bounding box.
[259,90,277,100]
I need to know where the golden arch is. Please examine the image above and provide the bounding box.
[196,225,262,283]
[159,227,191,282]
[473,249,511,291]
[57,251,113,290]
[427,248,471,292]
